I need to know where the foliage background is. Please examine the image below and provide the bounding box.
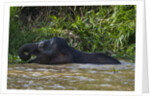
[8,6,136,63]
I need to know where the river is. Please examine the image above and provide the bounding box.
[7,60,134,91]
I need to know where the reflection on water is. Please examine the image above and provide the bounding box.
[7,60,134,90]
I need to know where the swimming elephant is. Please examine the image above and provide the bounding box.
[19,37,121,64]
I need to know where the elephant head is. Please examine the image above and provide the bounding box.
[18,37,69,61]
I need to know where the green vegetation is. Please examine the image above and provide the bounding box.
[9,6,136,63]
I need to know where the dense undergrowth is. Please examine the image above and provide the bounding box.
[9,6,136,63]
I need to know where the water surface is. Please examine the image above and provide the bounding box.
[7,60,134,90]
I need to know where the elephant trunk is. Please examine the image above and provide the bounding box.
[19,43,38,60]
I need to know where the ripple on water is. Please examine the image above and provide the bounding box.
[54,84,65,89]
[15,67,25,70]
[100,84,112,87]
[36,87,44,90]
[104,78,112,82]
[101,71,114,75]
[36,68,49,71]
[31,72,43,77]
[7,60,135,90]
[26,68,34,71]
[21,74,33,79]
[88,70,97,74]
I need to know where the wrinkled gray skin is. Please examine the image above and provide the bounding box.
[19,37,121,64]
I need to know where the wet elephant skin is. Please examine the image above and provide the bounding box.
[19,37,121,64]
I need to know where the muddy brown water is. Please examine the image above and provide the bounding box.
[7,60,134,91]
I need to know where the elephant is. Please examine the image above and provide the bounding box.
[19,37,121,64]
